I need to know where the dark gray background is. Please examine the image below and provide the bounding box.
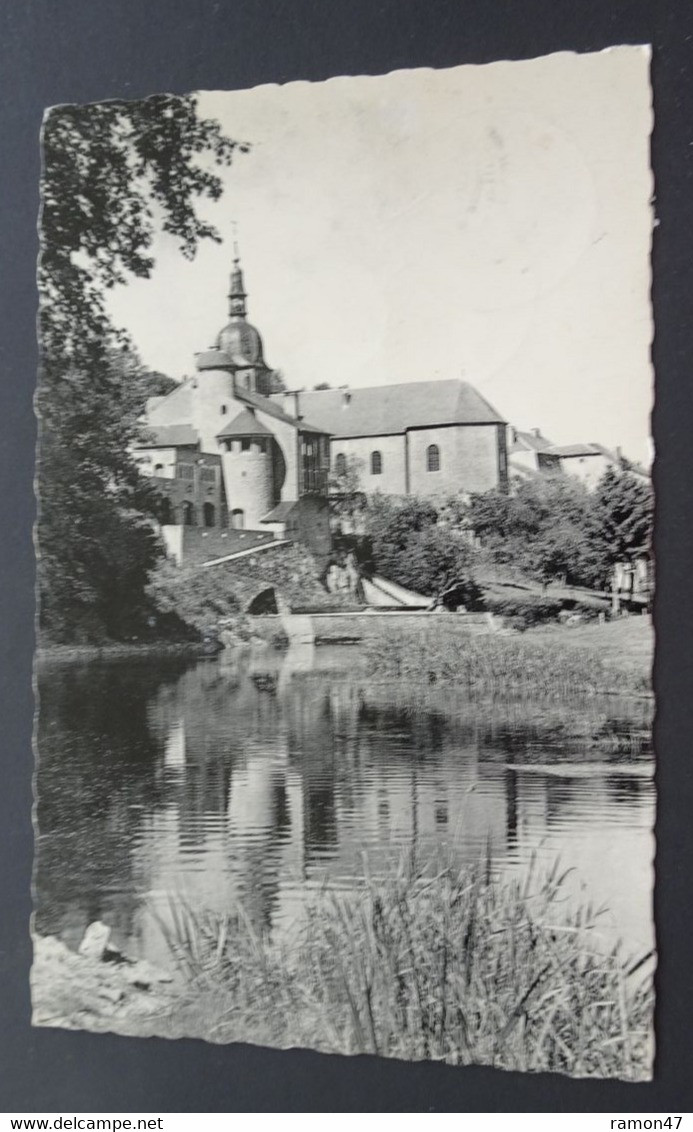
[1,0,691,1112]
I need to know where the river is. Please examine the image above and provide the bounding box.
[35,644,655,967]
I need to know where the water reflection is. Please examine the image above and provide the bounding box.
[35,647,654,964]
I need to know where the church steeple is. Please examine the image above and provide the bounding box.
[227,231,247,319]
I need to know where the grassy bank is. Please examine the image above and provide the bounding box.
[158,858,653,1079]
[35,640,208,668]
[364,617,653,698]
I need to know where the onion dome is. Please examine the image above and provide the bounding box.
[215,252,267,368]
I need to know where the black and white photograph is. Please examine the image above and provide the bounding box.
[33,48,655,1081]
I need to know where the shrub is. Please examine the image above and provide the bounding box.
[484,594,563,629]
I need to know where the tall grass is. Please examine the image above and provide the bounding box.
[364,624,651,697]
[157,856,654,1080]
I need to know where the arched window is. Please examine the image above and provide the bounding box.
[334,453,346,476]
[159,497,172,525]
[182,500,195,526]
[154,462,164,474]
[203,502,215,527]
[426,444,440,472]
[370,450,382,475]
[230,508,245,530]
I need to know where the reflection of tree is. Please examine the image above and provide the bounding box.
[35,659,191,949]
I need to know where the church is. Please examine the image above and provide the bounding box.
[134,249,509,563]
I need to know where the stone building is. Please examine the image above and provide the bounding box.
[134,250,332,564]
[135,247,513,567]
[274,381,509,500]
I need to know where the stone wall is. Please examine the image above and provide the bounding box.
[163,525,276,566]
[407,424,502,497]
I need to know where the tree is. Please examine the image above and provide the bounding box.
[139,370,179,399]
[593,467,653,567]
[39,95,243,370]
[267,369,287,393]
[469,476,608,588]
[38,96,242,641]
[392,526,482,605]
[364,495,437,577]
[39,351,165,641]
[329,454,368,531]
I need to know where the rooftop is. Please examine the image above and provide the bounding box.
[272,379,505,439]
[217,409,274,439]
[135,423,199,448]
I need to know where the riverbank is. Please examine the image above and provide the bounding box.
[35,640,207,668]
[31,927,180,1035]
[32,861,653,1079]
[364,616,653,697]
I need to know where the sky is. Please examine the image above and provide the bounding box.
[108,47,654,463]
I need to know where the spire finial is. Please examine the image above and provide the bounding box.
[227,222,247,317]
[231,219,240,263]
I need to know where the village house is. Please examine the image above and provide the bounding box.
[508,428,649,490]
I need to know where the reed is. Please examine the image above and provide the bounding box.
[157,855,654,1080]
[363,622,651,697]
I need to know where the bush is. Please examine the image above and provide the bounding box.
[362,496,481,600]
[484,594,563,629]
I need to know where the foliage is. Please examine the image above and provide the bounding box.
[469,470,652,592]
[392,526,482,605]
[593,467,653,567]
[38,95,241,642]
[138,370,179,399]
[146,558,242,635]
[483,594,565,629]
[267,369,287,393]
[329,454,368,529]
[361,495,480,600]
[161,857,653,1079]
[470,476,609,588]
[38,351,166,642]
[40,95,243,369]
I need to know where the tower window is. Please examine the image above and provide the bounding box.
[334,453,346,476]
[426,444,440,472]
[241,438,251,452]
[220,405,227,415]
[370,451,382,475]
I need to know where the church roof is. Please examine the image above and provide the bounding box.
[135,423,199,448]
[217,319,266,368]
[146,379,195,424]
[275,380,505,439]
[236,385,328,435]
[217,409,273,439]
